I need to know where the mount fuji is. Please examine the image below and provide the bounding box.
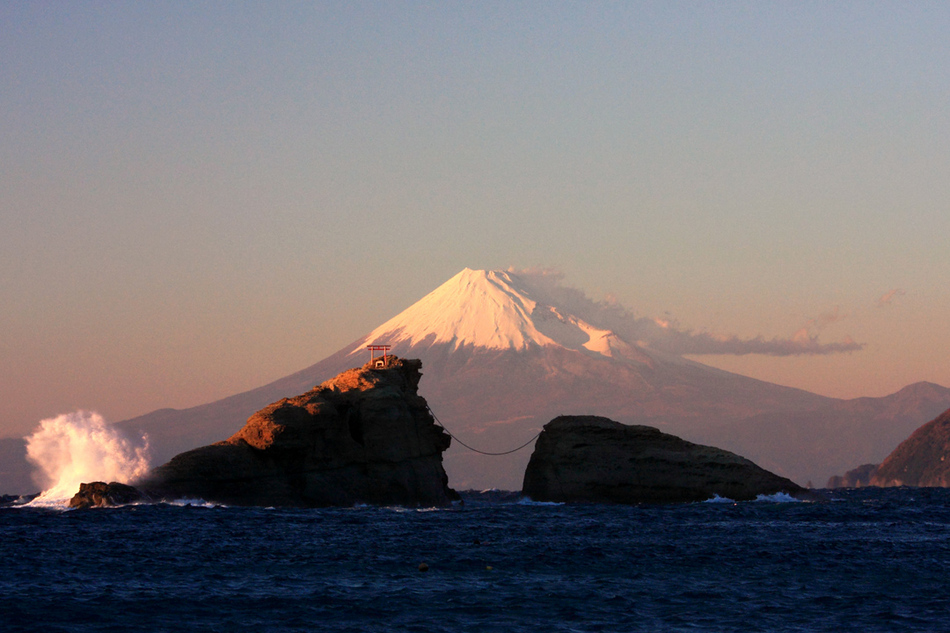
[5,268,950,493]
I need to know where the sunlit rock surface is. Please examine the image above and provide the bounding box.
[140,357,456,507]
[870,407,950,487]
[69,481,147,509]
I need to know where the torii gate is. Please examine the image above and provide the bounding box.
[366,344,391,367]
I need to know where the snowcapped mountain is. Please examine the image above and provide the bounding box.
[353,268,655,364]
[4,268,950,494]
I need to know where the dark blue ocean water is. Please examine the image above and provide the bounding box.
[2,488,949,632]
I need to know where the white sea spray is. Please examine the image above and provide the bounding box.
[24,411,150,507]
[704,494,736,503]
[753,492,802,503]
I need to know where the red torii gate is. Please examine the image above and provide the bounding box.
[366,344,391,365]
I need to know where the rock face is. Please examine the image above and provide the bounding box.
[69,482,147,509]
[870,407,950,487]
[140,357,456,507]
[522,416,806,503]
[825,463,879,489]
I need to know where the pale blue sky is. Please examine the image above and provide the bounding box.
[2,2,949,437]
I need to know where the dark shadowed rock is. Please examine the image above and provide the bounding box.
[1,493,28,507]
[0,493,39,507]
[826,463,879,488]
[69,481,147,509]
[139,357,457,507]
[870,407,950,487]
[522,415,807,503]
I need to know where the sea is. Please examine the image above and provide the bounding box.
[2,488,948,632]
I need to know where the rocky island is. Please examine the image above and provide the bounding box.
[869,407,950,487]
[522,415,807,503]
[825,407,950,488]
[112,356,457,508]
[69,481,147,509]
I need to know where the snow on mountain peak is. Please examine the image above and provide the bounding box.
[351,268,651,364]
[355,268,554,352]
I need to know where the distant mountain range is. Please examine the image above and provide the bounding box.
[4,268,950,493]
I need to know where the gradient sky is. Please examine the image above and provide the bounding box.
[3,2,949,439]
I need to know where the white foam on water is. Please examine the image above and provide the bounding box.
[704,494,736,504]
[516,497,564,506]
[23,411,151,507]
[754,492,802,503]
[165,498,220,508]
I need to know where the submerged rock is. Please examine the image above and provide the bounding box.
[69,482,147,509]
[870,407,950,487]
[522,415,806,503]
[139,356,457,507]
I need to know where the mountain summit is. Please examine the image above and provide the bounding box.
[362,268,555,351]
[4,268,950,494]
[355,268,652,364]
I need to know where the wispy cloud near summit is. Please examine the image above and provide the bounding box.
[510,268,864,357]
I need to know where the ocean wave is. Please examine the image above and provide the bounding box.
[386,505,444,513]
[165,498,221,508]
[754,492,802,503]
[703,494,736,504]
[23,410,150,506]
[703,492,803,504]
[516,497,564,506]
[3,487,947,632]
[22,496,72,511]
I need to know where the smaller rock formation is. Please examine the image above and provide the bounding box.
[139,356,456,507]
[869,407,950,487]
[69,482,147,509]
[825,463,879,489]
[522,415,806,503]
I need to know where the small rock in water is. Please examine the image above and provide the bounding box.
[68,481,146,509]
[418,562,429,572]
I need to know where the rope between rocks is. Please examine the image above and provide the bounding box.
[426,405,541,456]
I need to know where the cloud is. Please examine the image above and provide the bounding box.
[877,288,906,307]
[511,268,864,357]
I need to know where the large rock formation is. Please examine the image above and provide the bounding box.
[825,407,950,488]
[139,356,457,507]
[869,407,950,487]
[522,415,806,503]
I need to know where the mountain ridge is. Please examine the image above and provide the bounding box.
[4,268,949,493]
